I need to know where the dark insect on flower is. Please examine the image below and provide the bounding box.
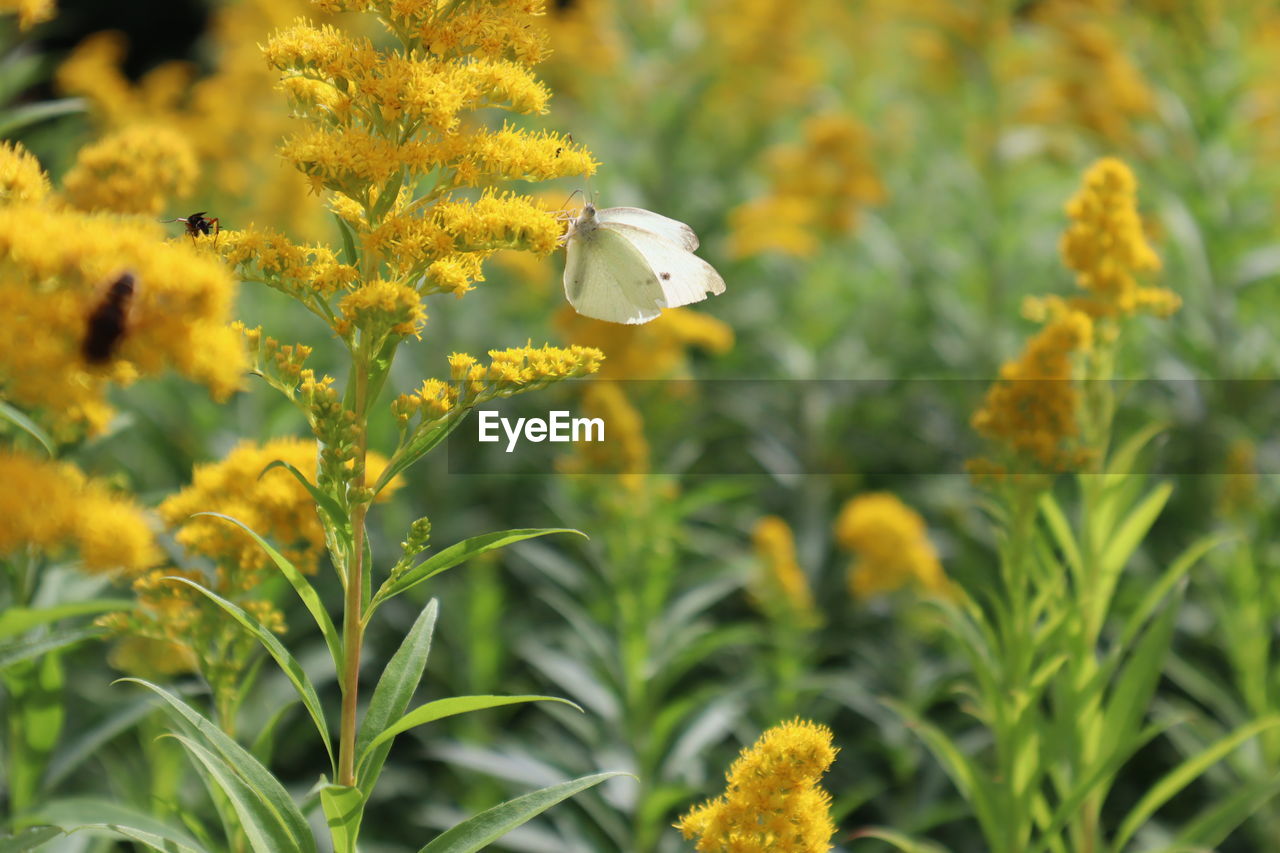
[82,272,136,364]
[161,211,221,246]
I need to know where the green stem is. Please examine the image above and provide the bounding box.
[338,341,372,788]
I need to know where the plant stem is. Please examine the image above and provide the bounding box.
[338,342,372,788]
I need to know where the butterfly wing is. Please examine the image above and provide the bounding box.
[599,221,726,310]
[597,207,699,251]
[564,225,666,324]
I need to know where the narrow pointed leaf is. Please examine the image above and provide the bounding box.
[0,400,55,456]
[0,627,103,671]
[166,735,305,853]
[0,600,133,641]
[360,695,579,774]
[356,600,439,796]
[164,577,335,773]
[117,680,315,853]
[848,828,950,853]
[373,529,585,608]
[1112,716,1280,850]
[417,772,628,853]
[190,514,343,674]
[0,827,62,851]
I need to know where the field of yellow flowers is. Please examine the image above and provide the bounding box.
[1,1,1279,851]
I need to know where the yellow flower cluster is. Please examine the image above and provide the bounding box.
[560,381,650,485]
[971,296,1095,474]
[474,344,605,395]
[0,201,244,438]
[158,437,398,582]
[221,228,358,302]
[100,567,288,718]
[0,0,53,29]
[677,719,838,852]
[0,449,160,575]
[62,125,198,216]
[0,142,51,204]
[557,307,734,380]
[834,493,950,599]
[257,8,595,301]
[731,114,885,259]
[57,1,330,238]
[1021,2,1156,143]
[751,517,819,626]
[1060,157,1178,317]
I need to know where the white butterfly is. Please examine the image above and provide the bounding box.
[562,204,726,325]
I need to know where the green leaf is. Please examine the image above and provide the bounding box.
[355,599,439,797]
[0,600,133,641]
[190,513,343,675]
[417,772,628,853]
[359,695,579,775]
[117,680,316,853]
[848,828,951,853]
[0,98,86,137]
[0,400,55,456]
[1099,481,1173,577]
[165,577,335,774]
[73,824,205,853]
[371,529,586,611]
[1167,773,1280,850]
[166,735,307,853]
[1105,420,1167,477]
[333,214,358,267]
[30,796,206,850]
[256,462,348,533]
[0,627,103,671]
[0,826,62,852]
[320,784,364,853]
[1037,492,1083,579]
[1112,715,1280,850]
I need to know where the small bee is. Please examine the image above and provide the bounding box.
[82,272,136,365]
[161,211,221,246]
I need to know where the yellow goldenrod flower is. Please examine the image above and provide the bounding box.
[676,719,839,852]
[730,113,884,259]
[1021,2,1155,143]
[1219,439,1260,518]
[834,493,950,599]
[62,124,198,215]
[157,437,400,583]
[100,566,289,728]
[557,306,733,380]
[562,380,650,483]
[0,449,161,575]
[0,0,54,29]
[751,517,820,626]
[0,141,52,204]
[971,296,1095,474]
[0,204,244,438]
[1060,157,1178,318]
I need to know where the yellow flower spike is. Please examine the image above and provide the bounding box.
[338,278,428,338]
[834,493,950,599]
[0,141,52,205]
[158,438,401,582]
[0,204,244,438]
[62,125,198,216]
[1060,157,1176,318]
[676,720,839,852]
[0,449,162,576]
[751,516,820,627]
